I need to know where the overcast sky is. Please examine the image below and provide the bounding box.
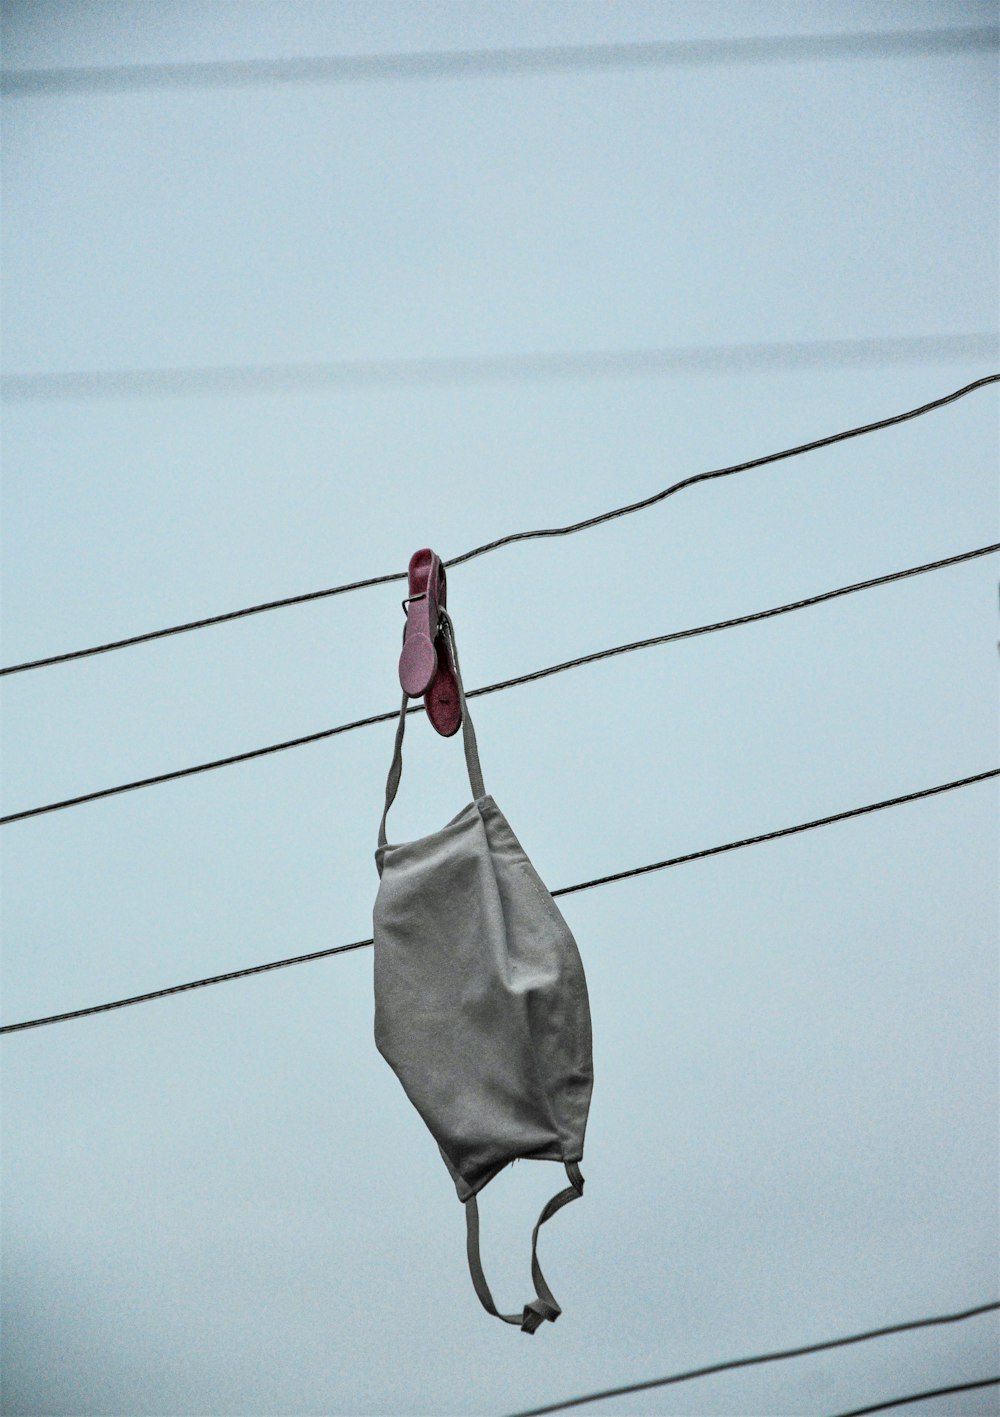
[1,3,998,1415]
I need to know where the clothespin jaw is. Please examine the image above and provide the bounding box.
[399,548,462,737]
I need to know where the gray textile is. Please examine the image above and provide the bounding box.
[373,611,594,1332]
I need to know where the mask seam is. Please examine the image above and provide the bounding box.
[475,799,570,1171]
[498,829,593,1163]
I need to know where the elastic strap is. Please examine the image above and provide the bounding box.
[464,1163,585,1334]
[440,610,485,801]
[378,611,485,848]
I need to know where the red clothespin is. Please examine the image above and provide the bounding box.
[398,548,462,737]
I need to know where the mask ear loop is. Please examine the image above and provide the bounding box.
[377,611,486,851]
[378,615,411,850]
[464,1163,585,1334]
[438,610,485,801]
[377,688,410,851]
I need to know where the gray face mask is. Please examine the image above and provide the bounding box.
[373,611,594,1334]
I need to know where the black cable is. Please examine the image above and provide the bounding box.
[445,375,999,571]
[1,768,995,1034]
[551,770,998,897]
[503,1302,1000,1417]
[1,374,995,676]
[0,936,375,1035]
[2,27,994,96]
[831,1375,1000,1417]
[3,334,995,402]
[2,543,994,826]
[467,544,999,698]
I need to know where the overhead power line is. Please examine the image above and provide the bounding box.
[2,543,995,826]
[832,1375,1000,1417]
[2,335,995,403]
[2,374,996,677]
[2,27,994,97]
[503,1300,1000,1417]
[1,768,995,1034]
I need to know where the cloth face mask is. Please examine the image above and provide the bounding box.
[373,611,594,1333]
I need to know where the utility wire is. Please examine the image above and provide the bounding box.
[3,334,995,402]
[2,374,995,677]
[551,770,998,897]
[831,1375,1000,1417]
[503,1301,1000,1417]
[1,768,995,1034]
[2,27,994,96]
[2,543,995,827]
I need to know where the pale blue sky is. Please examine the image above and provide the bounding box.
[2,3,998,1415]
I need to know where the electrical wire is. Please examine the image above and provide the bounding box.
[831,1375,1000,1417]
[3,334,995,402]
[2,27,994,96]
[502,1301,1000,1417]
[2,542,995,826]
[1,374,995,677]
[1,767,995,1034]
